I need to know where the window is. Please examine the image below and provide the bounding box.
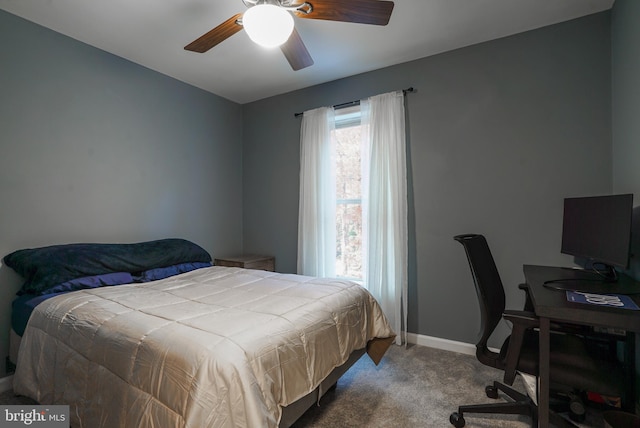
[333,106,363,280]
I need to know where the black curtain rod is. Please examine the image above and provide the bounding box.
[294,87,415,117]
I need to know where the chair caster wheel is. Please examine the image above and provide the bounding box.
[485,385,499,399]
[450,412,465,427]
[568,395,586,423]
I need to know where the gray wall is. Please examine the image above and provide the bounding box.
[242,12,612,348]
[613,0,640,277]
[0,10,244,375]
[611,0,640,409]
[612,0,640,197]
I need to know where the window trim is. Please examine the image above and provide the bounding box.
[334,105,361,129]
[333,105,364,280]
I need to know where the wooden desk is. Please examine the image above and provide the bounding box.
[523,265,640,427]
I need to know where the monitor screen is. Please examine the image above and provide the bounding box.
[561,193,634,270]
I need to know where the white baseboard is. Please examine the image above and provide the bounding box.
[0,375,13,394]
[406,332,501,357]
[406,332,477,355]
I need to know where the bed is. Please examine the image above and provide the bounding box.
[4,239,395,428]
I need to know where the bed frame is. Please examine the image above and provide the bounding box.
[279,348,366,427]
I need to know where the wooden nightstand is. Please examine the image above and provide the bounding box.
[214,255,275,272]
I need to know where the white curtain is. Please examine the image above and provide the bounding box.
[361,91,408,346]
[297,107,336,277]
[296,92,408,345]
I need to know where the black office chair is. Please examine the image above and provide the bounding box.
[449,234,625,428]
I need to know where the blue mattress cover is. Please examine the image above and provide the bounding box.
[12,292,65,336]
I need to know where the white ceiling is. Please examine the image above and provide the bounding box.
[0,0,614,104]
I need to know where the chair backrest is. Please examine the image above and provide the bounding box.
[454,234,506,368]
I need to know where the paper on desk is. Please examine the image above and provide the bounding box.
[566,291,640,310]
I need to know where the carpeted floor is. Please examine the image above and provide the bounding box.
[0,344,605,427]
[292,344,604,427]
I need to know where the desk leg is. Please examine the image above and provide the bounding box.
[624,332,636,412]
[539,317,550,428]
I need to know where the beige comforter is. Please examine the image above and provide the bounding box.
[13,266,394,427]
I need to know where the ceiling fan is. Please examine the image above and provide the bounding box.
[184,0,395,71]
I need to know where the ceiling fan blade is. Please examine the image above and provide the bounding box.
[294,0,394,26]
[184,13,244,53]
[280,28,314,71]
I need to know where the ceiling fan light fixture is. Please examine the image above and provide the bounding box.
[243,4,294,49]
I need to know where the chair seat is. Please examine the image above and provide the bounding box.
[503,330,624,397]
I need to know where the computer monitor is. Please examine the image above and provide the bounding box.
[561,193,633,280]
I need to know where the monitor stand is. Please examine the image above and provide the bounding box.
[543,267,640,295]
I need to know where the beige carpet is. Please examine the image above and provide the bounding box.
[294,344,534,427]
[1,344,605,427]
[292,344,604,427]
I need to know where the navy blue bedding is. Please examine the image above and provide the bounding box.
[132,262,212,282]
[4,239,212,295]
[12,293,61,336]
[43,271,135,294]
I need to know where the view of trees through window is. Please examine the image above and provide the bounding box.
[333,108,363,280]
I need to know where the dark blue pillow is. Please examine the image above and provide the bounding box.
[44,272,134,295]
[133,262,212,282]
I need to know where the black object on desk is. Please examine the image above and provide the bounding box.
[524,265,640,428]
[541,266,640,295]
